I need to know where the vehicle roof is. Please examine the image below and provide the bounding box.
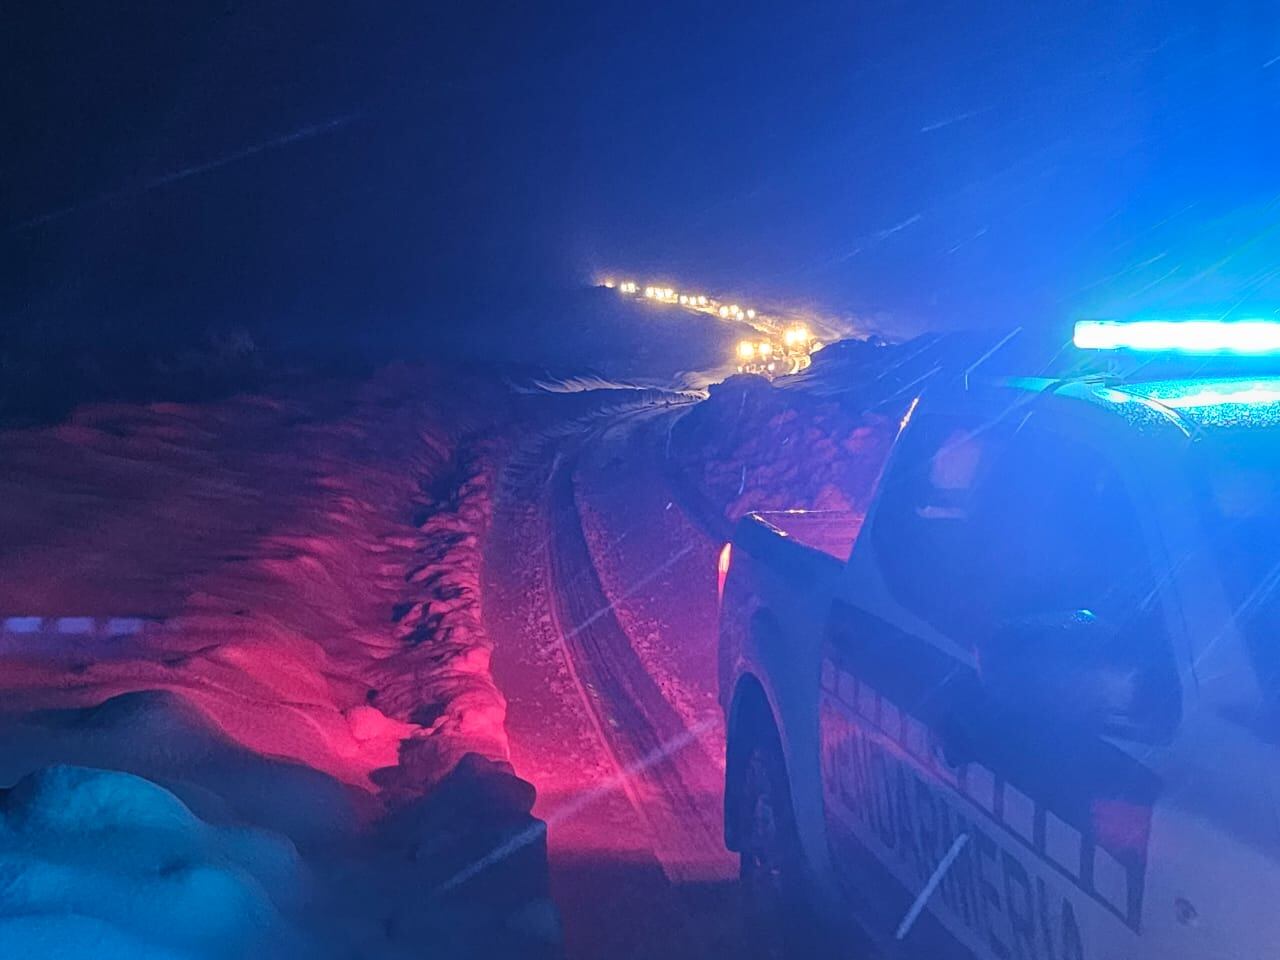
[994,375,1280,441]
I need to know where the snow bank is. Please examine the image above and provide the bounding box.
[0,765,311,959]
[368,442,512,796]
[667,334,1009,546]
[0,364,553,957]
[0,366,510,794]
[668,370,897,533]
[0,690,365,848]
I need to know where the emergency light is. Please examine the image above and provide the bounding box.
[1074,319,1280,355]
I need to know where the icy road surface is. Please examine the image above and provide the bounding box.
[485,398,744,959]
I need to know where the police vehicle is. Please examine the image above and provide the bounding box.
[718,319,1280,959]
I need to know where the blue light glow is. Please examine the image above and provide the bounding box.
[1074,320,1280,355]
[1087,378,1280,431]
[1134,379,1280,409]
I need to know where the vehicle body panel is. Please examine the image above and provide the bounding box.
[721,376,1280,959]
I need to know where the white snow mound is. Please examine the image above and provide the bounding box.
[0,765,312,959]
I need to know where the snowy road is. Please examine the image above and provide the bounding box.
[485,398,743,959]
[546,427,725,875]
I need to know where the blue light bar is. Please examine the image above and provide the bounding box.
[1074,319,1280,355]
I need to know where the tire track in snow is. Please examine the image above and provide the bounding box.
[544,426,726,880]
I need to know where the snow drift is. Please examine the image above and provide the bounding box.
[0,765,309,959]
[0,366,508,792]
[0,365,553,957]
[667,371,897,533]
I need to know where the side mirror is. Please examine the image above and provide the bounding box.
[981,610,1141,735]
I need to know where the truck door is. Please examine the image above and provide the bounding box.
[819,404,1182,960]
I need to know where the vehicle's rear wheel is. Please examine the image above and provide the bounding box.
[737,724,818,959]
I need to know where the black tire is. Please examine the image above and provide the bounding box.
[737,722,820,960]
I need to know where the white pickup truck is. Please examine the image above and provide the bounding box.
[719,367,1280,960]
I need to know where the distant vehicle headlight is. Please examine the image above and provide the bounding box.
[785,324,811,346]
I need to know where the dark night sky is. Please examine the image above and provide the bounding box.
[6,1,1280,352]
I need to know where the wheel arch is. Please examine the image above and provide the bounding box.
[724,670,782,852]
